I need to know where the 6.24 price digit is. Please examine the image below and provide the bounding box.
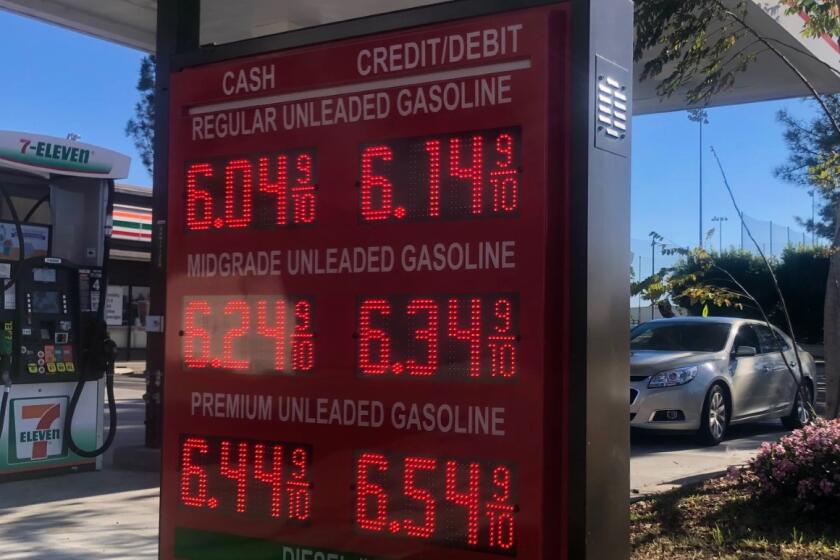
[182,296,315,375]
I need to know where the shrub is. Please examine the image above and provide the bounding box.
[743,418,840,510]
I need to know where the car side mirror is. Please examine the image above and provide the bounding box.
[733,346,757,357]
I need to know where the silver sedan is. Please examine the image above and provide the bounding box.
[629,317,816,445]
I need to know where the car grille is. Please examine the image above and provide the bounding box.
[630,375,649,382]
[630,388,638,404]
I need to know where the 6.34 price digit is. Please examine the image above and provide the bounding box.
[357,295,519,381]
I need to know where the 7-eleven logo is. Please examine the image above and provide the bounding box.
[9,397,68,463]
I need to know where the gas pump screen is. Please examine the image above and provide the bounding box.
[32,290,60,314]
[33,268,57,283]
[163,5,571,560]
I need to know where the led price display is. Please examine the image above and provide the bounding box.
[179,435,313,521]
[164,6,572,559]
[360,127,521,222]
[182,296,315,374]
[358,294,519,381]
[355,452,517,555]
[185,148,317,231]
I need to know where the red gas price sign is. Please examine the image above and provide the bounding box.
[162,5,570,560]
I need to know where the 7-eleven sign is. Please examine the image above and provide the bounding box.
[9,397,68,463]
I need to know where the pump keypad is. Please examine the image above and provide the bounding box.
[15,264,80,382]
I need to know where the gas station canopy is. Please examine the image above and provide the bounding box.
[0,0,838,113]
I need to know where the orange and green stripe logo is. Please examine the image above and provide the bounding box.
[113,205,152,242]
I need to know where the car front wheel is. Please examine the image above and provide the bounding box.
[697,384,728,446]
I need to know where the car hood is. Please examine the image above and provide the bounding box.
[630,350,723,377]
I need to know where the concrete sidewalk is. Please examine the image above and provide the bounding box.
[0,472,158,559]
[0,367,828,556]
[115,361,146,376]
[0,377,159,559]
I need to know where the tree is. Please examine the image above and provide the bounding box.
[635,1,839,105]
[652,246,829,342]
[125,55,156,177]
[776,97,840,240]
[776,246,831,343]
[635,0,840,418]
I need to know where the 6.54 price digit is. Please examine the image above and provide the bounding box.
[355,452,517,554]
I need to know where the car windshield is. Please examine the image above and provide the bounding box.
[630,322,731,352]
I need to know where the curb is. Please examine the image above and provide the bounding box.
[630,468,732,503]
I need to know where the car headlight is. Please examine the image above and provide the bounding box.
[648,365,699,388]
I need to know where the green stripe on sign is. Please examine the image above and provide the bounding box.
[113,219,152,230]
[174,528,382,560]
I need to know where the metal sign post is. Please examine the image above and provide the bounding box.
[155,1,631,558]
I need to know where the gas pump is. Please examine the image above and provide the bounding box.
[0,130,130,477]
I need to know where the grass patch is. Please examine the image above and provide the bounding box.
[631,476,840,559]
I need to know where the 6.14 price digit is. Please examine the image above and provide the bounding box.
[360,128,521,222]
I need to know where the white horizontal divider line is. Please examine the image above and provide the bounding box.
[189,58,533,116]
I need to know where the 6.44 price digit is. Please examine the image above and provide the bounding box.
[179,435,312,522]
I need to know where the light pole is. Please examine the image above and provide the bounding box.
[649,233,665,320]
[712,216,728,253]
[688,108,709,247]
[638,254,643,324]
[810,190,816,246]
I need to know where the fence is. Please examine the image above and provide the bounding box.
[739,213,815,259]
[630,215,822,323]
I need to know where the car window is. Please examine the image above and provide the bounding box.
[753,324,787,354]
[733,325,761,353]
[630,322,731,352]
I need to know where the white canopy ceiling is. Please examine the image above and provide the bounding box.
[1,0,838,114]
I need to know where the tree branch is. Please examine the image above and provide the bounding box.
[713,0,840,138]
[711,146,808,402]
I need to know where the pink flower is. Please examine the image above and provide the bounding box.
[745,418,840,509]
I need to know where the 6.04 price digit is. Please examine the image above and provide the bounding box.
[186,149,316,231]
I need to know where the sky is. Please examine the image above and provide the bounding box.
[0,10,823,250]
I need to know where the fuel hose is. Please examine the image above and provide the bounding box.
[65,180,118,458]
